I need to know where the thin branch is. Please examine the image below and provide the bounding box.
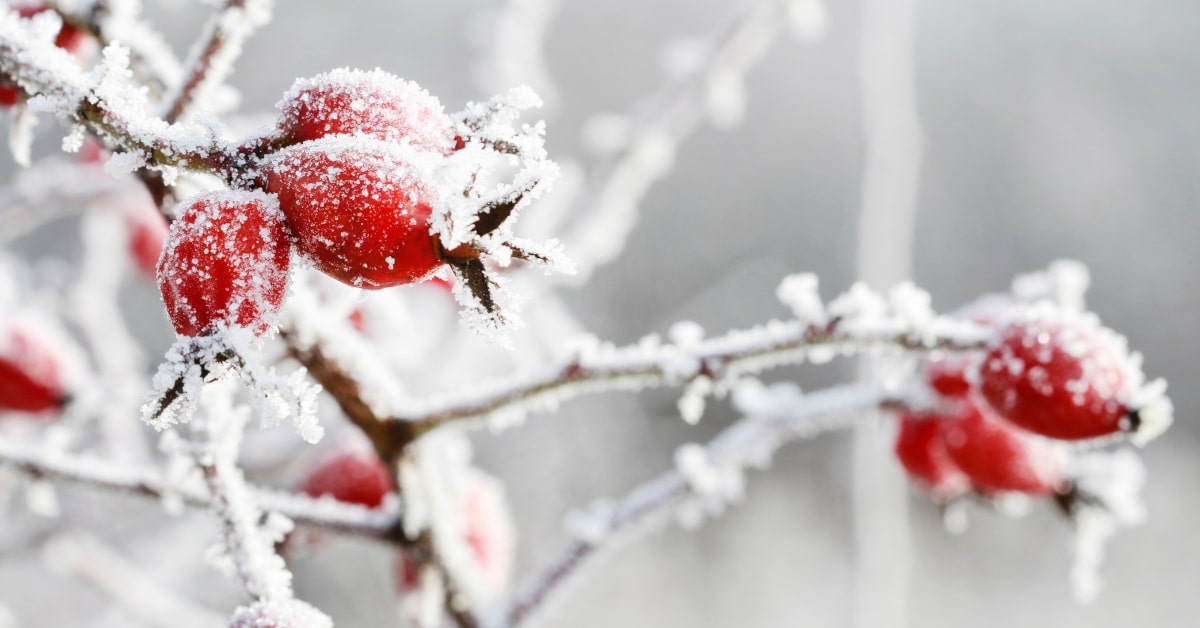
[163,0,271,123]
[0,439,401,541]
[393,314,989,431]
[503,383,891,627]
[0,13,268,186]
[558,0,805,282]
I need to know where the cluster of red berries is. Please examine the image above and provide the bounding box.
[0,3,88,106]
[894,305,1166,502]
[156,69,515,338]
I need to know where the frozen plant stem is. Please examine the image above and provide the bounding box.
[0,439,400,540]
[163,0,271,123]
[559,0,809,280]
[392,312,988,431]
[503,383,891,627]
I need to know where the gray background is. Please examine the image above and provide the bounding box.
[2,0,1198,626]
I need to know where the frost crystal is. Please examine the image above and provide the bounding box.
[228,600,333,628]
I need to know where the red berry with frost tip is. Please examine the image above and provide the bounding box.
[978,311,1162,442]
[941,397,1066,495]
[300,451,393,509]
[264,137,445,289]
[0,317,73,414]
[156,191,291,337]
[894,411,971,501]
[276,69,454,153]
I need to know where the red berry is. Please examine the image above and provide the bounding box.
[923,357,974,400]
[264,138,444,289]
[979,313,1137,441]
[277,69,454,153]
[156,191,292,337]
[941,397,1065,495]
[300,451,393,509]
[126,204,168,277]
[0,85,20,107]
[894,411,970,501]
[0,318,71,414]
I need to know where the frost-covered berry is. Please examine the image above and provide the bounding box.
[0,4,89,106]
[979,311,1159,442]
[264,137,444,289]
[157,191,292,337]
[299,451,393,509]
[276,69,454,153]
[395,470,514,595]
[126,204,169,277]
[941,397,1066,495]
[894,411,971,501]
[0,317,73,414]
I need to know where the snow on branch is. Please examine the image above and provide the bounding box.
[162,0,272,123]
[392,280,988,432]
[46,0,185,96]
[501,382,889,627]
[0,438,401,541]
[0,10,256,183]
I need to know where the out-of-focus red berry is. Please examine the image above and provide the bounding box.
[980,315,1136,441]
[941,397,1065,495]
[299,451,393,509]
[894,411,971,501]
[0,318,71,415]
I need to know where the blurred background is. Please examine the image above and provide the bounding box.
[1,0,1198,626]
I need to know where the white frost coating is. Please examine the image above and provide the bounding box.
[185,382,296,605]
[471,0,560,115]
[673,443,744,528]
[1064,449,1147,603]
[229,600,332,628]
[142,330,324,445]
[776,273,826,324]
[162,0,273,122]
[25,479,60,517]
[1128,379,1172,446]
[389,281,991,434]
[7,101,36,166]
[1011,259,1090,312]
